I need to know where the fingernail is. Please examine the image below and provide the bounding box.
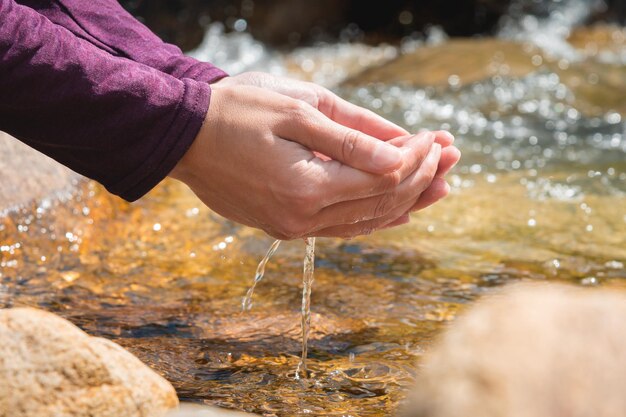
[416,131,435,144]
[440,131,455,143]
[373,144,402,170]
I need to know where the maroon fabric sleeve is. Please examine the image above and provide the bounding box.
[0,0,211,201]
[17,0,228,84]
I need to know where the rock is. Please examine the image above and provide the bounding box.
[0,132,79,213]
[568,25,626,52]
[343,38,537,88]
[168,403,258,416]
[403,283,626,417]
[0,308,179,417]
[343,33,626,115]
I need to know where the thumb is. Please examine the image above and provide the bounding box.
[277,103,403,174]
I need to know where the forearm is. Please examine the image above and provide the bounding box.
[16,0,228,83]
[1,0,211,201]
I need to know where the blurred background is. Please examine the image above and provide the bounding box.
[120,0,626,49]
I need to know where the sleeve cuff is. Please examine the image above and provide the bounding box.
[179,61,229,85]
[107,78,211,201]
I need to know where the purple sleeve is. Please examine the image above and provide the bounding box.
[0,0,211,201]
[17,0,228,84]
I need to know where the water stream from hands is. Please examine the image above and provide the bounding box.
[243,237,316,379]
[242,239,282,312]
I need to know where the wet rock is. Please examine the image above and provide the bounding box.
[0,308,178,417]
[0,132,79,212]
[168,403,258,416]
[343,32,626,115]
[568,24,626,51]
[404,283,626,417]
[343,38,537,88]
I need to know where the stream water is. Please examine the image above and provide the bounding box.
[1,0,625,416]
[242,237,315,379]
[242,239,281,312]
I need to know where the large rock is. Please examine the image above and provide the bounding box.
[0,308,179,417]
[404,283,626,417]
[343,30,626,115]
[343,38,537,88]
[0,132,79,212]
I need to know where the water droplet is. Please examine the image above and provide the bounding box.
[581,276,598,286]
[398,10,413,25]
[233,19,247,32]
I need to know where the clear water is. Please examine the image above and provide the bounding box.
[244,237,316,380]
[1,1,625,416]
[242,239,281,312]
[295,237,315,380]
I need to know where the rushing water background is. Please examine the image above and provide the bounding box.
[1,1,625,416]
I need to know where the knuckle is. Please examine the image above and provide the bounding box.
[377,170,402,193]
[341,130,361,162]
[414,168,436,193]
[285,99,310,118]
[373,192,396,219]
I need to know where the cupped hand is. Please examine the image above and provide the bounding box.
[214,71,410,141]
[169,82,454,240]
[215,72,461,226]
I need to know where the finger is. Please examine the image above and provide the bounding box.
[310,130,450,165]
[311,131,436,208]
[278,103,404,174]
[389,130,455,149]
[411,177,451,212]
[312,197,414,238]
[431,130,455,147]
[316,88,409,139]
[380,213,411,230]
[314,174,449,239]
[437,146,461,177]
[310,142,441,231]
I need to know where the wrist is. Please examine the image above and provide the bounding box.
[169,107,217,185]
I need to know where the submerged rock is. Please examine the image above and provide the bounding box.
[404,283,626,417]
[0,308,178,417]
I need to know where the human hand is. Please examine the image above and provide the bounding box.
[214,72,460,223]
[169,83,451,239]
[214,71,411,141]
